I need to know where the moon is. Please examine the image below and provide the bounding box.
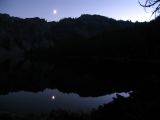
[53,9,57,15]
[52,96,55,100]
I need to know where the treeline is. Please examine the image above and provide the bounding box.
[0,13,160,62]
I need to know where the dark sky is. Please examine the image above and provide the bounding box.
[0,0,151,22]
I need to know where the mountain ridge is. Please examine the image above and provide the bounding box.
[0,13,160,61]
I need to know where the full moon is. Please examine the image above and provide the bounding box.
[53,9,57,14]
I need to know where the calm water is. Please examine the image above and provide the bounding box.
[0,89,130,114]
[0,60,132,114]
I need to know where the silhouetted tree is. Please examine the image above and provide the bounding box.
[139,0,160,17]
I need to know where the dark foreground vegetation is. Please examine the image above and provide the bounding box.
[0,13,160,119]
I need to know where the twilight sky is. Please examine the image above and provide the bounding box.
[0,0,152,22]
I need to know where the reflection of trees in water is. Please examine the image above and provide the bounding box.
[0,59,133,96]
[0,59,159,97]
[0,59,159,119]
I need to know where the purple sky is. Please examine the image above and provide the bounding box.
[0,0,151,22]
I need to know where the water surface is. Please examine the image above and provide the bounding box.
[0,89,130,114]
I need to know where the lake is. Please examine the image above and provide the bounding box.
[0,60,134,114]
[0,88,130,114]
